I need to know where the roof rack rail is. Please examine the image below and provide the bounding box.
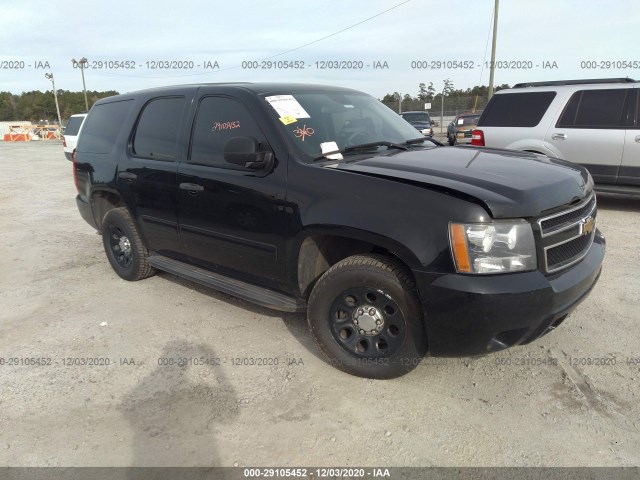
[512,78,637,88]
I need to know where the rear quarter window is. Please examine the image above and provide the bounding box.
[556,88,629,128]
[77,100,134,154]
[478,91,556,127]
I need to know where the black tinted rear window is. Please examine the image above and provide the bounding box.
[64,116,85,136]
[455,115,481,126]
[77,100,134,154]
[478,91,556,127]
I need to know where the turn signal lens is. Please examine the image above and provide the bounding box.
[450,223,471,273]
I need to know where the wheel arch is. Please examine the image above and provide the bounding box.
[505,139,561,158]
[293,226,421,299]
[90,188,125,231]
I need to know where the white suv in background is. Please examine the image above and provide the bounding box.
[472,78,640,193]
[62,113,87,161]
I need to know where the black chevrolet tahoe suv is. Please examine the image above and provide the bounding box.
[74,83,605,379]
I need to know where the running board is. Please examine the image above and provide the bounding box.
[149,255,306,313]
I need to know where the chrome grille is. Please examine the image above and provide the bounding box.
[540,194,596,237]
[546,231,595,269]
[538,194,597,273]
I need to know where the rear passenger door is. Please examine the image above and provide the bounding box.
[548,88,629,184]
[620,88,640,186]
[119,95,190,258]
[177,95,287,289]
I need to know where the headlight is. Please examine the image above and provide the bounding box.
[449,221,537,274]
[421,128,430,135]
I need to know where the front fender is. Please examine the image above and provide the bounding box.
[286,161,491,278]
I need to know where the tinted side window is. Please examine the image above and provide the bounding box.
[557,89,628,128]
[132,97,186,161]
[189,96,265,169]
[77,100,134,154]
[64,116,84,136]
[479,92,556,127]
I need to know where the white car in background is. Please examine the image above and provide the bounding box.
[62,113,87,161]
[471,78,640,193]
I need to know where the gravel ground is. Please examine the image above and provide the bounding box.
[0,141,639,467]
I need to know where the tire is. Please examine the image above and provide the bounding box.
[307,254,427,379]
[101,207,156,281]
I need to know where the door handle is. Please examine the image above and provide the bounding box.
[551,133,567,140]
[118,172,137,182]
[635,135,640,143]
[179,183,204,194]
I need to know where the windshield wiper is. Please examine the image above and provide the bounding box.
[313,141,408,161]
[403,137,444,147]
[344,141,409,152]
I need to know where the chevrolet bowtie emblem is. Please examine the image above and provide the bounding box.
[580,216,595,235]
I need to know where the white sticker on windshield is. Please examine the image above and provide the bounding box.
[265,95,310,119]
[457,118,464,125]
[320,141,343,160]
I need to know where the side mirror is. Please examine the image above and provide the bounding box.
[224,136,273,170]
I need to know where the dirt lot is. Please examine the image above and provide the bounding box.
[0,141,639,467]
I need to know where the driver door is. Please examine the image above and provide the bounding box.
[177,95,288,288]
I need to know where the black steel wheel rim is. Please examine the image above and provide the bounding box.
[108,225,133,268]
[328,287,406,358]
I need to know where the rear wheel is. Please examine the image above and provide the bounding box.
[102,207,156,281]
[307,255,427,379]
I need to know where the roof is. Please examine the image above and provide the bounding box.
[120,82,364,96]
[512,78,638,88]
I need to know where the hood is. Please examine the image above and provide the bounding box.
[333,146,592,218]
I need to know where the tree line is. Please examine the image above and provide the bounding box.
[381,82,511,113]
[0,90,119,124]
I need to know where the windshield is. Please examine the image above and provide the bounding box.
[261,91,435,159]
[400,112,431,123]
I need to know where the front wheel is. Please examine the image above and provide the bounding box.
[307,255,427,379]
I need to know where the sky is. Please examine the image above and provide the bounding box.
[1,0,639,99]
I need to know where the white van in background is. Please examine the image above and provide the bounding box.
[62,113,87,161]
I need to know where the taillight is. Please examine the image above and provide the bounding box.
[471,129,485,146]
[62,136,67,147]
[72,150,79,192]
